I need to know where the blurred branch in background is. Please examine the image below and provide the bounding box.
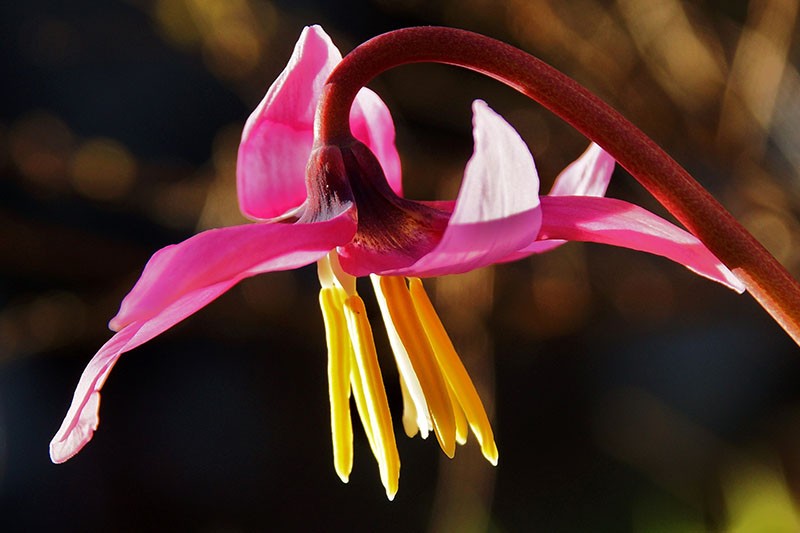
[718,0,798,159]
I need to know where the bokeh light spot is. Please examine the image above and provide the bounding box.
[69,138,136,201]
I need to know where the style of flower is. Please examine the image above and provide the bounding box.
[50,25,744,500]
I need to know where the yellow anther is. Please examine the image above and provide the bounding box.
[446,381,469,446]
[319,287,353,482]
[408,278,499,465]
[349,350,376,457]
[398,373,420,438]
[343,294,401,500]
[378,276,457,458]
[371,274,432,439]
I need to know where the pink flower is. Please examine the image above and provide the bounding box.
[50,25,743,499]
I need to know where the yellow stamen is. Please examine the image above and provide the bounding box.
[343,294,401,500]
[446,380,469,446]
[319,287,354,482]
[349,349,378,460]
[317,251,497,498]
[408,277,499,465]
[371,275,432,439]
[398,372,420,438]
[378,276,457,458]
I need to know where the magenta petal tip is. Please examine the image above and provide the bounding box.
[49,391,100,464]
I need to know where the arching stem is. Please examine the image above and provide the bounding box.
[316,26,800,346]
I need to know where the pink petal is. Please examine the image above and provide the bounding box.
[350,86,403,197]
[389,100,542,277]
[529,195,744,291]
[112,213,356,330]
[50,212,356,463]
[50,281,237,464]
[237,26,336,220]
[501,143,616,258]
[237,25,401,220]
[548,142,615,197]
[497,240,563,261]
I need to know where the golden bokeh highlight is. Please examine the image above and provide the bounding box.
[149,174,210,230]
[197,121,247,229]
[718,0,799,155]
[69,138,136,201]
[9,112,75,189]
[617,0,727,110]
[153,0,277,82]
[0,291,87,362]
[740,209,796,266]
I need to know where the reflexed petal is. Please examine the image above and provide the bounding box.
[50,212,357,464]
[549,142,615,197]
[237,25,402,220]
[531,195,745,291]
[50,280,238,464]
[112,212,356,330]
[392,100,542,277]
[505,143,616,258]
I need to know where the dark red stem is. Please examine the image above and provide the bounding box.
[317,26,800,346]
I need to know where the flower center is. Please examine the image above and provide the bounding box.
[317,251,498,499]
[304,139,449,272]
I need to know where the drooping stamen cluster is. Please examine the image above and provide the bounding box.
[318,252,497,499]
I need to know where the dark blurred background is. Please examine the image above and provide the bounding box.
[2,0,800,531]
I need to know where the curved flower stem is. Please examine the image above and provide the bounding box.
[316,26,800,346]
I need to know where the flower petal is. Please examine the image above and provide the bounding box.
[350,87,403,197]
[391,100,542,277]
[237,25,401,220]
[112,212,356,331]
[50,280,236,464]
[498,240,563,262]
[499,143,617,258]
[237,26,336,220]
[50,212,357,464]
[548,142,615,197]
[531,195,745,291]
